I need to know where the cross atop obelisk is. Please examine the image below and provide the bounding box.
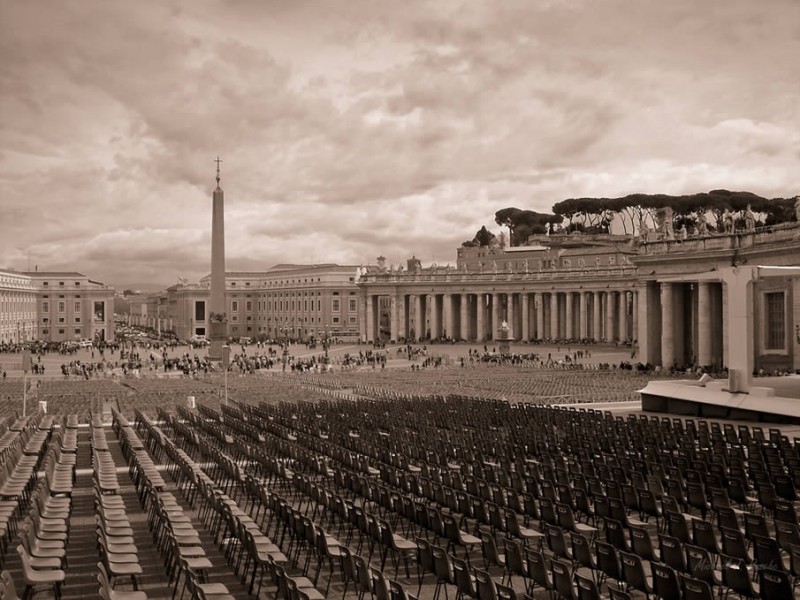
[214,156,222,185]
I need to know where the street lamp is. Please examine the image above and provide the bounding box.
[221,344,230,406]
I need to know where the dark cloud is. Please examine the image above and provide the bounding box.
[1,0,798,288]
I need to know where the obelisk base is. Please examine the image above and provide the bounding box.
[208,320,227,362]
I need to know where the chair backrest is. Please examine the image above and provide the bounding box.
[680,574,714,600]
[451,556,475,598]
[575,572,600,600]
[0,571,20,600]
[551,558,574,599]
[473,567,498,600]
[651,562,680,600]
[758,567,794,600]
[721,554,756,597]
[595,540,621,581]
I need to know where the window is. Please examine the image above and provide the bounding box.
[42,329,49,335]
[332,299,340,312]
[43,282,48,287]
[333,317,340,324]
[349,316,357,324]
[59,281,64,287]
[349,298,357,312]
[231,301,238,312]
[74,328,81,335]
[245,301,252,312]
[42,317,49,324]
[58,301,65,313]
[74,301,81,312]
[195,301,205,321]
[58,328,65,334]
[764,291,785,350]
[74,317,81,324]
[75,282,80,287]
[42,301,49,312]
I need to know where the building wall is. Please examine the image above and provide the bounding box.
[0,271,115,343]
[162,264,362,342]
[0,270,37,343]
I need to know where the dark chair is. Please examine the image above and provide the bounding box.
[651,562,680,600]
[752,534,786,572]
[545,524,572,561]
[680,574,715,600]
[604,518,629,552]
[720,526,750,563]
[629,525,657,562]
[619,551,652,598]
[658,534,686,574]
[503,537,528,588]
[666,512,691,544]
[758,567,793,600]
[685,544,721,588]
[571,533,597,576]
[691,519,719,560]
[551,558,575,600]
[575,572,601,600]
[720,554,759,599]
[451,556,478,600]
[523,547,552,597]
[595,541,621,589]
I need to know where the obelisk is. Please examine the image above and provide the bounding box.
[208,157,227,361]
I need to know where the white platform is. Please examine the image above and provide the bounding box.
[639,376,800,422]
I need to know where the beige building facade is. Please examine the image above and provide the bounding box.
[0,270,115,344]
[139,264,363,343]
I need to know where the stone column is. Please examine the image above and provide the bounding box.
[411,294,420,341]
[521,293,530,342]
[697,282,712,367]
[389,295,398,342]
[631,291,639,346]
[360,295,368,342]
[461,294,470,341]
[593,291,602,341]
[550,293,559,340]
[605,291,615,342]
[492,293,500,339]
[506,293,515,339]
[579,292,588,340]
[430,295,440,339]
[565,292,573,340]
[618,292,627,341]
[366,295,375,342]
[661,283,675,368]
[534,293,544,340]
[476,293,485,342]
[443,293,453,339]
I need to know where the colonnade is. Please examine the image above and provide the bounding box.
[362,289,637,344]
[639,280,725,369]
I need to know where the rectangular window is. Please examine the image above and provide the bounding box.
[332,299,340,312]
[58,301,65,313]
[764,291,785,350]
[333,317,340,324]
[58,328,64,334]
[74,317,81,324]
[245,301,252,312]
[349,298,357,312]
[74,328,81,335]
[74,301,81,312]
[195,301,205,321]
[231,301,238,312]
[42,301,49,312]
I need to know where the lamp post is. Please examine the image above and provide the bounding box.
[221,344,230,406]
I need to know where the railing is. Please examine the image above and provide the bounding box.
[358,265,638,284]
[640,222,800,255]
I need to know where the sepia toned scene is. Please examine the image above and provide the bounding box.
[1,1,799,599]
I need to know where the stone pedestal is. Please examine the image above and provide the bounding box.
[497,321,511,355]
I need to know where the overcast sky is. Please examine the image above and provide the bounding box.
[2,0,798,290]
